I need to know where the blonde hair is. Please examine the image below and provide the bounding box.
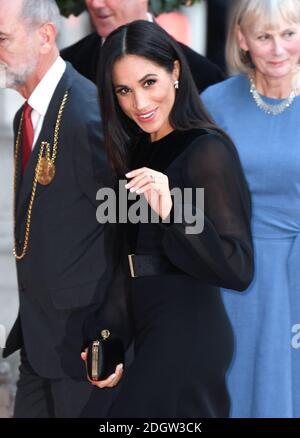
[226,0,300,74]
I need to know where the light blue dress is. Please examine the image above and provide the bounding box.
[201,74,300,418]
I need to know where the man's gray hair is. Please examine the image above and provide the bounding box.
[20,0,61,33]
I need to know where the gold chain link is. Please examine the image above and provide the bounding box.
[13,91,69,260]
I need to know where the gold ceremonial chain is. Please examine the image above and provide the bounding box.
[13,91,69,260]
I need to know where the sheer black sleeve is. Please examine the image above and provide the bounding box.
[161,132,254,291]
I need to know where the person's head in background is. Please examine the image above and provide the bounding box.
[0,0,61,97]
[226,0,300,81]
[85,0,149,38]
[98,20,221,174]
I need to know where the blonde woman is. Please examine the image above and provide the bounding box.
[202,0,300,418]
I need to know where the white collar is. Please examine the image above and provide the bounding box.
[28,56,66,117]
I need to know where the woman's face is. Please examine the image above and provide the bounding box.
[112,54,180,142]
[238,17,300,80]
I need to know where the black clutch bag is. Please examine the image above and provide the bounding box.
[86,329,125,381]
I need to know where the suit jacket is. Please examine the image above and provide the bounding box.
[3,63,131,379]
[61,32,225,93]
[207,0,232,73]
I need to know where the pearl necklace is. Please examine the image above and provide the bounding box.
[249,76,297,115]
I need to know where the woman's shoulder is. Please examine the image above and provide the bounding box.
[180,129,241,185]
[201,74,248,102]
[182,128,234,160]
[201,75,250,123]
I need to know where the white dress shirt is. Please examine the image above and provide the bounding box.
[28,56,66,149]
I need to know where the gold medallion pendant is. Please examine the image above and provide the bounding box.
[13,91,69,260]
[37,157,56,186]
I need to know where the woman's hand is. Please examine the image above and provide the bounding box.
[125,167,173,220]
[81,350,124,388]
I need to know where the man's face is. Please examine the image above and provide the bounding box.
[85,0,148,38]
[0,0,39,90]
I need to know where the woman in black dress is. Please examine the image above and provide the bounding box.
[83,20,254,418]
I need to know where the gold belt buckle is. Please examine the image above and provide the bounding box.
[128,254,138,278]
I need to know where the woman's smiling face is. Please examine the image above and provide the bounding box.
[113,54,180,142]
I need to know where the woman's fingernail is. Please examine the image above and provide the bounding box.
[125,183,129,188]
[117,364,123,371]
[125,172,131,177]
[130,187,136,192]
[110,373,116,380]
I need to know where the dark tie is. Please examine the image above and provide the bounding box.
[22,102,34,173]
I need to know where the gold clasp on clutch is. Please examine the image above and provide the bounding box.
[91,340,100,381]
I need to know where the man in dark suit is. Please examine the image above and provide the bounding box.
[0,0,127,417]
[61,0,225,92]
[206,0,232,73]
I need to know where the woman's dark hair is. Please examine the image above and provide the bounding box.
[99,20,225,175]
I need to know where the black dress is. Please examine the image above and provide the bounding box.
[108,129,253,418]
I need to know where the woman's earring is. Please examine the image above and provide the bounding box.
[174,80,179,89]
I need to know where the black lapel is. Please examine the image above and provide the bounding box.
[16,63,74,224]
